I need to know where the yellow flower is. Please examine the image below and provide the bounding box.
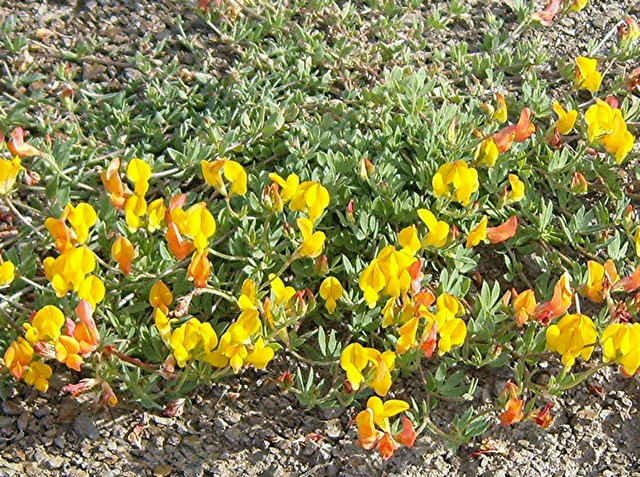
[417,209,449,248]
[169,318,219,368]
[552,102,578,135]
[66,203,98,244]
[245,337,275,369]
[126,158,152,196]
[494,93,508,124]
[512,289,537,326]
[296,217,325,258]
[77,275,105,307]
[319,276,344,314]
[340,343,396,396]
[111,235,135,275]
[569,0,588,12]
[584,99,635,163]
[147,198,166,232]
[436,316,467,354]
[582,259,619,303]
[0,260,15,286]
[365,396,410,433]
[23,305,65,344]
[601,322,640,376]
[432,160,479,206]
[359,246,416,308]
[270,275,296,306]
[475,138,500,167]
[396,317,419,354]
[150,280,173,313]
[238,278,258,311]
[546,313,597,369]
[43,246,97,297]
[172,202,216,251]
[4,338,34,379]
[201,159,248,196]
[23,361,53,393]
[268,172,300,202]
[124,195,148,231]
[154,308,172,344]
[575,56,602,93]
[466,216,488,248]
[291,182,330,223]
[506,174,525,203]
[0,157,22,195]
[397,225,421,255]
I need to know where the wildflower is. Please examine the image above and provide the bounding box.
[614,265,640,293]
[101,158,129,209]
[571,172,588,194]
[23,361,52,393]
[23,305,65,344]
[506,174,525,203]
[111,235,135,275]
[436,314,467,354]
[269,173,330,222]
[188,250,212,288]
[296,217,325,258]
[546,313,597,368]
[417,209,449,248]
[126,158,152,196]
[512,289,537,326]
[43,246,97,297]
[169,318,219,368]
[532,0,562,26]
[494,93,508,123]
[466,216,488,248]
[154,309,172,343]
[55,335,84,371]
[601,322,640,376]
[396,317,419,354]
[359,246,416,307]
[172,202,216,251]
[319,276,344,314]
[584,99,635,163]
[575,56,602,93]
[66,203,98,244]
[0,260,15,286]
[166,222,195,260]
[432,160,479,206]
[270,275,296,306]
[366,396,410,432]
[7,127,42,157]
[147,198,166,232]
[533,402,554,428]
[499,382,525,425]
[73,301,100,354]
[535,273,573,324]
[0,157,22,195]
[124,194,148,231]
[397,416,417,448]
[245,337,275,369]
[552,102,578,135]
[201,159,247,196]
[486,216,519,244]
[340,343,396,396]
[475,138,500,167]
[582,259,619,303]
[4,338,33,379]
[356,397,411,460]
[76,275,105,307]
[101,381,118,407]
[149,280,173,313]
[213,312,273,372]
[493,108,536,153]
[356,408,381,450]
[398,225,421,255]
[268,172,299,202]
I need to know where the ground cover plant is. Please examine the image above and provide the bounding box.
[1,0,640,471]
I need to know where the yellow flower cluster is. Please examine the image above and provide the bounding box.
[432,160,479,206]
[585,99,635,164]
[546,313,597,369]
[201,159,248,197]
[340,343,396,396]
[43,203,104,306]
[269,173,328,258]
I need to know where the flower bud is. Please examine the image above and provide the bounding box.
[359,157,375,179]
[262,183,283,213]
[346,199,356,223]
[314,254,329,275]
[571,172,588,194]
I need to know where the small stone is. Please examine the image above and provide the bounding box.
[2,401,23,416]
[17,413,30,433]
[54,436,65,449]
[0,416,15,428]
[73,414,99,440]
[153,464,172,476]
[34,406,50,419]
[82,63,107,81]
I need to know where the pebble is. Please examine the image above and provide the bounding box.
[2,401,23,416]
[73,414,99,440]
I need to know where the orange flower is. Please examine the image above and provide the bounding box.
[166,223,195,260]
[111,235,135,275]
[396,416,417,448]
[356,408,380,450]
[532,0,562,26]
[486,216,519,244]
[613,265,640,293]
[532,402,554,428]
[150,280,173,313]
[55,335,84,371]
[492,109,536,153]
[377,433,399,460]
[4,338,33,379]
[499,382,524,425]
[73,301,100,355]
[420,322,438,358]
[100,158,129,209]
[188,250,212,288]
[7,127,42,157]
[512,289,537,326]
[535,273,572,325]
